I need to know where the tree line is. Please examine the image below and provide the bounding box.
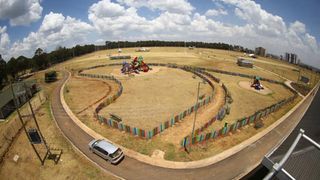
[0,40,256,89]
[0,44,95,89]
[105,40,254,53]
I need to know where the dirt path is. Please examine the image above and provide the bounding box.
[160,76,225,145]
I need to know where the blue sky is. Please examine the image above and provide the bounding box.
[0,0,319,68]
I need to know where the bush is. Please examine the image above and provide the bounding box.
[45,71,57,83]
[254,120,264,129]
[226,105,231,115]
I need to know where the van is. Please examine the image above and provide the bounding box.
[88,139,124,164]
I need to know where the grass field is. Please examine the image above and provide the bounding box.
[202,72,294,132]
[83,66,214,130]
[0,71,116,179]
[1,47,317,168]
[59,47,306,161]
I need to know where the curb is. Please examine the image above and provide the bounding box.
[50,71,125,180]
[59,70,318,169]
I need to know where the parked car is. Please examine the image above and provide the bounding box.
[88,139,124,164]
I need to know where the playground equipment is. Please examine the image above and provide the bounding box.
[251,76,264,90]
[135,47,150,52]
[121,56,151,74]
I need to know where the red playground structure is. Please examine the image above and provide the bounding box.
[121,56,151,74]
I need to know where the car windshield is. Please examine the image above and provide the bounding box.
[92,140,100,147]
[109,149,121,158]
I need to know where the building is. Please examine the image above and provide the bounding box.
[237,58,253,68]
[285,53,298,64]
[0,80,39,119]
[255,47,266,57]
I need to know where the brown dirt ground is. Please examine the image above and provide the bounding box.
[58,47,302,161]
[84,66,214,130]
[203,72,294,132]
[64,76,115,114]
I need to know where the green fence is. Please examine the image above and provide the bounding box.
[95,95,214,139]
[181,94,298,147]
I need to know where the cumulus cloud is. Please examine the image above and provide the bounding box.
[3,0,319,67]
[205,9,228,17]
[10,12,94,57]
[0,0,43,26]
[116,0,194,14]
[216,0,319,67]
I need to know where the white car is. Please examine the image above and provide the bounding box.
[88,139,124,164]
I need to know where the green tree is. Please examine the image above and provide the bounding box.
[0,54,7,87]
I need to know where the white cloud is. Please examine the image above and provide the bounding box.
[289,21,306,34]
[304,33,318,52]
[3,0,319,68]
[116,0,194,14]
[219,0,319,67]
[205,8,228,17]
[0,26,10,59]
[9,12,94,58]
[0,0,43,26]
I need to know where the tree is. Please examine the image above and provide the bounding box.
[34,48,44,56]
[32,48,49,70]
[6,57,19,79]
[0,54,7,88]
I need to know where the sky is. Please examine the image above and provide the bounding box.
[0,0,319,68]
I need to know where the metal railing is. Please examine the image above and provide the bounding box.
[263,129,320,180]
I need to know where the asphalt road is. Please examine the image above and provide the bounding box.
[243,84,320,179]
[51,71,317,180]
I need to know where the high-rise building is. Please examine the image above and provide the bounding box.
[255,47,266,57]
[285,53,298,64]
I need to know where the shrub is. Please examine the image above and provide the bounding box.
[45,71,57,83]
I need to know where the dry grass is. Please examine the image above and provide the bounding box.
[84,66,213,130]
[0,70,116,179]
[0,102,116,180]
[58,47,305,162]
[202,72,294,132]
[0,47,310,165]
[64,76,119,114]
[183,96,302,161]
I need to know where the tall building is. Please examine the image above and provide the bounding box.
[285,53,298,64]
[255,47,266,57]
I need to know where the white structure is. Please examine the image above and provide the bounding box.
[135,47,150,52]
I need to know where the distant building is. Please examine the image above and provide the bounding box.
[285,53,298,64]
[255,47,266,57]
[0,80,39,119]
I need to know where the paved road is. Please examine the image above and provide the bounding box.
[51,71,316,180]
[243,85,319,179]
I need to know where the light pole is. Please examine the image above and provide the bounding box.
[190,80,206,149]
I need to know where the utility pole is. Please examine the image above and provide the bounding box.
[24,83,49,151]
[189,80,206,150]
[10,82,43,164]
